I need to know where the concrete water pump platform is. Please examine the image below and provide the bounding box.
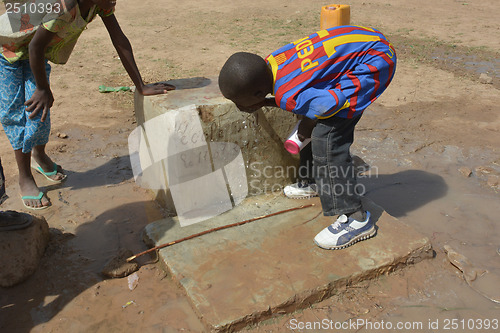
[133,77,433,332]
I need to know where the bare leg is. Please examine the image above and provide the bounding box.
[14,149,50,208]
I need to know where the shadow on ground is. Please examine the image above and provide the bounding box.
[57,155,134,191]
[0,201,174,333]
[359,169,448,218]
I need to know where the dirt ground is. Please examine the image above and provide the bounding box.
[1,0,499,332]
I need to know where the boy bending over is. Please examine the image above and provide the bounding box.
[218,26,396,250]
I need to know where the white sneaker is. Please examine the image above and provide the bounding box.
[283,180,318,199]
[314,211,375,250]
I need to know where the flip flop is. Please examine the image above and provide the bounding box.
[98,85,132,93]
[32,161,67,183]
[0,211,33,231]
[21,192,50,210]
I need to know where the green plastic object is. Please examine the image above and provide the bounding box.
[98,85,132,93]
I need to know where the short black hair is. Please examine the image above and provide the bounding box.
[218,52,270,101]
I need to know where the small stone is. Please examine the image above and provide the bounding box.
[458,167,472,178]
[127,272,140,290]
[475,166,494,176]
[102,249,139,278]
[201,282,212,290]
[479,73,493,84]
[487,175,499,188]
[57,132,68,139]
[444,245,484,283]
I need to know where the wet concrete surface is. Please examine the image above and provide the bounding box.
[145,194,433,331]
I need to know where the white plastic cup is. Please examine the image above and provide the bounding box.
[284,120,311,155]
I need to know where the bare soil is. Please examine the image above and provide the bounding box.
[1,0,499,332]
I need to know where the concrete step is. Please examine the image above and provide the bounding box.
[143,195,433,332]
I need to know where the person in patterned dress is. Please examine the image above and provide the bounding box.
[0,0,174,209]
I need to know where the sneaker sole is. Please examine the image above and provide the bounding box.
[314,226,377,250]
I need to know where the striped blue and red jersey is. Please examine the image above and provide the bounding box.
[265,26,396,119]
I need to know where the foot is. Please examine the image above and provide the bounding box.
[19,176,50,209]
[283,180,318,199]
[314,211,375,250]
[32,152,66,182]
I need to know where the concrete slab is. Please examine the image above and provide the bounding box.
[144,194,433,332]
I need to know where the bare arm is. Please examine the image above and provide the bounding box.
[297,117,317,141]
[26,27,56,122]
[101,14,174,95]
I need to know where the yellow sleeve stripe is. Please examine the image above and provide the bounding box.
[352,25,376,32]
[267,54,279,93]
[315,26,376,39]
[315,100,350,119]
[323,34,381,58]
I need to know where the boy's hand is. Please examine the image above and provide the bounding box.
[137,83,175,96]
[25,88,54,122]
[297,117,317,142]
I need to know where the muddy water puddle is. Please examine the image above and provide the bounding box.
[338,122,500,331]
[392,34,500,89]
[356,161,500,325]
[432,53,500,79]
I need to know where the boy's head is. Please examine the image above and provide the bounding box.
[218,52,273,112]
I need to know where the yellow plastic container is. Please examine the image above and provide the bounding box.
[320,4,351,29]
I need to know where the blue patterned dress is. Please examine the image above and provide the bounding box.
[0,2,114,153]
[0,56,51,153]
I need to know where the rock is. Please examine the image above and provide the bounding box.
[0,211,33,231]
[127,272,140,290]
[102,248,139,278]
[479,73,493,84]
[458,166,472,178]
[444,245,484,283]
[0,215,50,287]
[444,245,500,303]
[487,175,499,188]
[475,166,494,176]
[57,132,68,139]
